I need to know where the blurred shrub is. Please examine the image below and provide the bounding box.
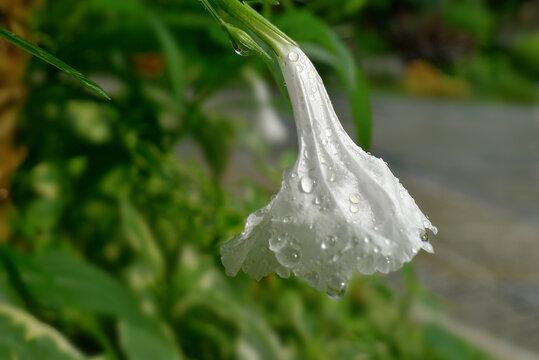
[404,60,471,98]
[443,0,494,46]
[454,54,539,102]
[512,32,539,79]
[357,0,538,101]
[301,0,368,24]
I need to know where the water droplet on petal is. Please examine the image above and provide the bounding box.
[326,276,347,299]
[349,205,359,213]
[276,246,301,267]
[288,52,299,62]
[421,232,429,242]
[363,236,370,244]
[300,175,316,193]
[374,246,380,253]
[321,235,337,250]
[349,194,360,204]
[282,216,293,224]
[313,197,322,205]
[269,235,287,251]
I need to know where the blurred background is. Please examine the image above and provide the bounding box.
[0,0,538,359]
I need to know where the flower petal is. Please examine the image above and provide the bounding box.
[221,46,436,298]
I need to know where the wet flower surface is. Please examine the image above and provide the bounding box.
[221,45,437,298]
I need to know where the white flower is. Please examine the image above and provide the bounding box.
[221,45,437,298]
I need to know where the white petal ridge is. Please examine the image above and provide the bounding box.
[221,46,437,298]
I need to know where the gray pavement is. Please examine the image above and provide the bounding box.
[363,95,539,356]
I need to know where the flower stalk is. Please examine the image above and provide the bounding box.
[202,0,295,54]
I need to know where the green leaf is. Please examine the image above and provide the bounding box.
[20,252,147,325]
[120,200,165,277]
[0,26,110,100]
[0,303,87,360]
[119,320,183,360]
[148,13,186,114]
[89,0,144,15]
[244,0,280,5]
[188,109,236,178]
[2,249,184,359]
[423,324,491,360]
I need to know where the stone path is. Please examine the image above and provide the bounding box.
[362,95,539,357]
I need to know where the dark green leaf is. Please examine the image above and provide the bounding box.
[0,26,110,100]
[244,0,280,5]
[424,324,492,360]
[89,0,144,14]
[148,13,186,114]
[119,320,183,360]
[19,252,146,325]
[188,109,236,178]
[120,200,165,277]
[2,249,183,359]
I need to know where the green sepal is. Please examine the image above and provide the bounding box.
[223,23,272,61]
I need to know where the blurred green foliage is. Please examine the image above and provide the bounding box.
[513,33,539,79]
[355,0,538,101]
[0,0,518,359]
[0,26,110,100]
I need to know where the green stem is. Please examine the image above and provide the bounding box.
[204,0,296,53]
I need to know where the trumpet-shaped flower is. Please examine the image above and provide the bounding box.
[219,29,436,299]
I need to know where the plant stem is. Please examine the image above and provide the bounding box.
[204,0,296,53]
